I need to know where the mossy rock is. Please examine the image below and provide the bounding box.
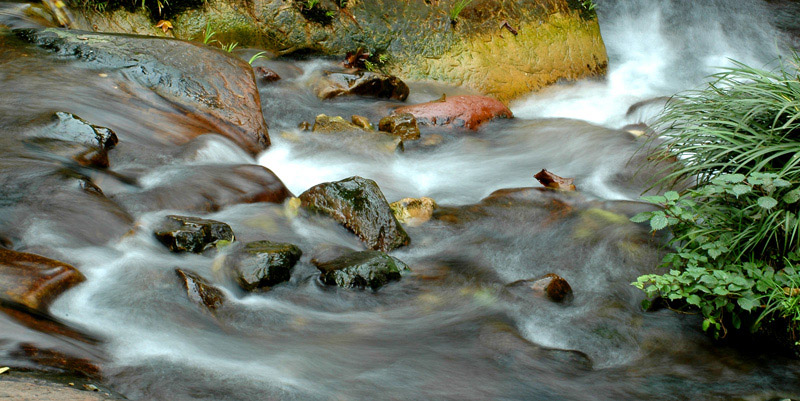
[313,250,408,290]
[71,0,608,103]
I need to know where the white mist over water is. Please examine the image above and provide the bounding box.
[512,0,791,128]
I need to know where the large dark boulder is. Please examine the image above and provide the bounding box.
[228,240,302,291]
[313,250,407,290]
[14,28,270,155]
[0,249,85,312]
[299,176,410,252]
[154,215,234,253]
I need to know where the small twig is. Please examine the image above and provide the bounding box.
[500,20,518,36]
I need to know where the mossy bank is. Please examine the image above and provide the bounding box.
[67,0,608,103]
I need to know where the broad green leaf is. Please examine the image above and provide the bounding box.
[730,184,751,197]
[702,319,712,331]
[783,189,800,204]
[718,173,746,183]
[650,214,668,231]
[757,196,778,209]
[630,212,652,223]
[686,294,701,306]
[664,191,680,201]
[773,178,791,187]
[641,195,667,204]
[737,296,758,311]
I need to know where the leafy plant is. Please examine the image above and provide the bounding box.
[632,55,800,347]
[449,0,474,24]
[202,22,217,45]
[220,41,239,53]
[248,51,269,65]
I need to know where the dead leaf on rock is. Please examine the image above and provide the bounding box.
[534,169,576,191]
[156,20,173,33]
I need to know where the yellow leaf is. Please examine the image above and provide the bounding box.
[155,20,173,33]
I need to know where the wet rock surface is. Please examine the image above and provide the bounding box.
[507,273,574,303]
[390,197,437,226]
[111,164,292,214]
[14,28,270,154]
[154,215,234,253]
[313,250,407,290]
[175,268,225,311]
[0,371,124,401]
[378,113,420,140]
[534,169,577,191]
[311,114,368,134]
[299,176,410,252]
[393,95,513,130]
[228,240,302,291]
[0,249,85,312]
[314,71,409,101]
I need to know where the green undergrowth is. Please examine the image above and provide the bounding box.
[68,0,204,20]
[632,54,800,351]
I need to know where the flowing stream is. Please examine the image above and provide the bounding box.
[2,0,800,400]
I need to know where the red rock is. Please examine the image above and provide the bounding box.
[393,95,512,130]
[0,249,85,312]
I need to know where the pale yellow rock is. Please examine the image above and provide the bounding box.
[390,197,438,227]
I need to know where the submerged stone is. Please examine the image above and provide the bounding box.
[0,249,86,312]
[229,240,302,291]
[299,176,410,252]
[314,71,409,101]
[507,273,574,303]
[154,215,234,253]
[314,250,407,290]
[175,268,225,311]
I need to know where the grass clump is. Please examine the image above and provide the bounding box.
[449,0,473,25]
[632,55,800,350]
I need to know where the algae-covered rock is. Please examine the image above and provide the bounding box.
[229,240,302,291]
[300,176,410,252]
[154,215,234,253]
[314,71,409,101]
[73,0,607,103]
[314,250,407,290]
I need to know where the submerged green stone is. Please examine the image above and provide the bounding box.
[232,240,303,291]
[314,250,407,290]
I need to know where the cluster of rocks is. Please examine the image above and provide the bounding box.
[300,70,514,148]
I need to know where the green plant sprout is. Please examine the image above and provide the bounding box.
[449,0,473,24]
[248,51,269,65]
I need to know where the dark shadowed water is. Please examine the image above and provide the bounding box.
[1,0,800,400]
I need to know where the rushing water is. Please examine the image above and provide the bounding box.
[2,0,800,400]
